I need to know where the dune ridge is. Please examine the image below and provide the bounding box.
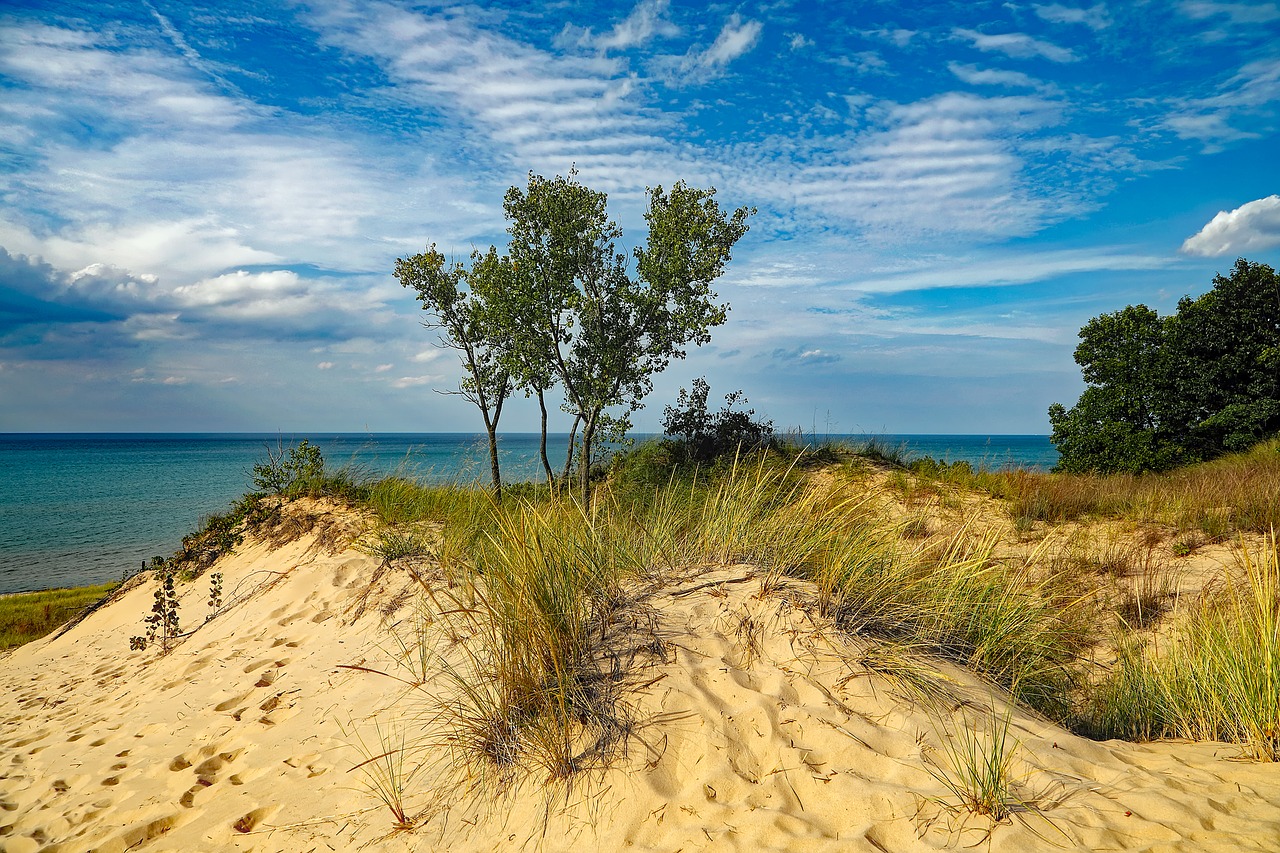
[3,496,1280,852]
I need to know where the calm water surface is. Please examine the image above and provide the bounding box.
[0,433,1055,594]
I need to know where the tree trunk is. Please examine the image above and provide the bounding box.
[486,424,502,501]
[561,415,580,488]
[483,391,505,501]
[578,413,597,509]
[536,388,554,487]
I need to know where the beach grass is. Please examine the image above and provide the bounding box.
[911,436,1280,535]
[0,582,117,650]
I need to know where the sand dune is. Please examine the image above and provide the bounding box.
[3,498,1280,852]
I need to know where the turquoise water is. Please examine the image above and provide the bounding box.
[0,433,1055,594]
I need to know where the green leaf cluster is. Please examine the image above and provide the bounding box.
[661,377,774,465]
[1050,259,1280,473]
[397,170,754,505]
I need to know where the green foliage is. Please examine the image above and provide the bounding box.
[132,557,181,653]
[252,439,326,495]
[503,172,754,506]
[395,248,513,497]
[173,492,268,572]
[661,377,774,465]
[0,583,116,650]
[1051,259,1280,473]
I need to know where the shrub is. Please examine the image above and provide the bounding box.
[661,377,773,465]
[252,438,325,495]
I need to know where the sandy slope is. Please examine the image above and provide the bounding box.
[3,499,1280,852]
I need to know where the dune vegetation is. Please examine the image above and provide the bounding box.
[8,436,1280,850]
[233,435,1280,777]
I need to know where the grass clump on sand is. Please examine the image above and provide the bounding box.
[1084,535,1280,760]
[0,583,117,650]
[418,498,641,794]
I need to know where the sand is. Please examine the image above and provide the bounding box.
[3,497,1280,852]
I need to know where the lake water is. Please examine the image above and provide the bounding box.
[0,433,1055,594]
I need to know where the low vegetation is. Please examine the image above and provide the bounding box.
[0,583,117,650]
[26,428,1278,837]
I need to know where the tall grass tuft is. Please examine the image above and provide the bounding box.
[1086,536,1280,760]
[925,704,1021,822]
[429,499,637,788]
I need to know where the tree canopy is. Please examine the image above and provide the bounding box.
[398,171,754,504]
[1049,258,1280,474]
[394,245,514,497]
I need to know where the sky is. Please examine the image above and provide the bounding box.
[1,0,1279,435]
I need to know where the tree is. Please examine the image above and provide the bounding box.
[661,377,774,464]
[395,245,514,498]
[502,173,754,506]
[1049,258,1280,473]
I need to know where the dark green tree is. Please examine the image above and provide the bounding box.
[1050,259,1280,473]
[395,246,514,498]
[662,377,774,464]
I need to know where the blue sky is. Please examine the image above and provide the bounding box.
[1,0,1278,434]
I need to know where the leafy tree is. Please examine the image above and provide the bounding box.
[662,377,774,464]
[502,172,754,505]
[1050,258,1280,473]
[395,246,514,498]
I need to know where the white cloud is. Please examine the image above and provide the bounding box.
[788,32,814,50]
[676,14,763,81]
[1180,195,1280,256]
[839,247,1175,293]
[591,0,680,51]
[1159,57,1280,147]
[948,62,1041,88]
[952,28,1078,62]
[745,92,1071,240]
[317,361,335,369]
[1179,1,1280,25]
[391,374,443,388]
[1033,3,1111,30]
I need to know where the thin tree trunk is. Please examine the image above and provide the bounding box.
[579,413,597,509]
[561,415,580,488]
[486,425,502,501]
[536,388,554,487]
[485,393,505,501]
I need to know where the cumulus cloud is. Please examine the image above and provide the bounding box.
[1180,195,1280,256]
[953,28,1078,62]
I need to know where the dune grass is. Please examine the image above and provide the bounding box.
[1083,535,1280,760]
[308,437,1280,822]
[915,437,1280,535]
[0,583,117,650]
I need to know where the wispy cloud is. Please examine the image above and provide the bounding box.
[1033,3,1112,30]
[1179,1,1280,26]
[952,28,1079,62]
[838,247,1175,293]
[579,0,680,52]
[1181,195,1280,255]
[1159,57,1280,148]
[673,13,763,83]
[948,62,1042,88]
